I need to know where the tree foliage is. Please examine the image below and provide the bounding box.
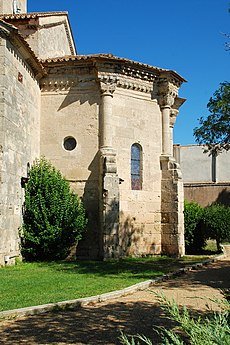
[20,158,87,261]
[184,201,230,253]
[194,82,230,154]
[202,203,230,251]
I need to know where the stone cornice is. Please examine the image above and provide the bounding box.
[40,57,186,98]
[41,53,186,84]
[41,54,186,96]
[95,60,157,92]
[120,64,156,82]
[40,76,97,92]
[41,79,77,91]
[118,76,153,93]
[0,12,69,20]
[41,70,154,94]
[97,72,154,94]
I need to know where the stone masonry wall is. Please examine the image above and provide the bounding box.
[41,60,185,259]
[113,89,162,256]
[4,15,75,61]
[37,15,75,59]
[0,37,40,266]
[0,0,27,14]
[40,67,101,258]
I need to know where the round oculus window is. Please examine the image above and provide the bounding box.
[63,137,77,151]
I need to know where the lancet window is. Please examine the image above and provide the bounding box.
[131,143,142,190]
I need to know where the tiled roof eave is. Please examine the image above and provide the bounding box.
[0,12,68,20]
[0,20,45,78]
[42,53,166,74]
[41,54,186,83]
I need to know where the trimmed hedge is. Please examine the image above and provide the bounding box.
[184,200,205,254]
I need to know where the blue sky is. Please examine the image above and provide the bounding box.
[28,0,229,145]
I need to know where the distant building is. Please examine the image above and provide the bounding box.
[0,0,186,265]
[174,144,230,206]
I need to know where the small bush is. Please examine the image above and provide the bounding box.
[184,200,206,253]
[120,292,230,345]
[20,158,87,261]
[203,203,230,251]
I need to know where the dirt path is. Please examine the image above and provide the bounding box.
[0,250,229,345]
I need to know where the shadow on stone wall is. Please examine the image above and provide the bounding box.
[215,188,230,206]
[102,203,160,258]
[119,211,143,256]
[58,86,99,111]
[76,152,101,259]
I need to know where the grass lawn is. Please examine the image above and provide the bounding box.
[0,255,215,312]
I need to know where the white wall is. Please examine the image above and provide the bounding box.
[174,145,230,183]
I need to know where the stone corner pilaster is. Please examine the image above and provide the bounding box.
[99,147,120,260]
[160,155,185,257]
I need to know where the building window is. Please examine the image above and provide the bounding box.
[63,136,77,151]
[131,143,142,190]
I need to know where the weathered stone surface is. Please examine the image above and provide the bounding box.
[0,0,27,14]
[0,26,41,266]
[0,1,186,263]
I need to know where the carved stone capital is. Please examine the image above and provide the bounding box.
[98,74,118,96]
[157,79,179,108]
[100,82,116,96]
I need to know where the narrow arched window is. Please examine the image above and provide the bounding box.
[131,143,142,190]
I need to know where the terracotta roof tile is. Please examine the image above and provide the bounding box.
[42,53,165,71]
[0,12,68,20]
[41,54,186,82]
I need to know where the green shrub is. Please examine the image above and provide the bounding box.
[184,200,206,253]
[120,293,230,345]
[20,158,87,261]
[203,203,230,251]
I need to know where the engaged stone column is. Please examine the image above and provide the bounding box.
[157,76,185,257]
[98,77,120,259]
[161,106,171,155]
[100,82,116,149]
[158,78,178,156]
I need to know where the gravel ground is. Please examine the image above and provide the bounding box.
[0,248,229,345]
